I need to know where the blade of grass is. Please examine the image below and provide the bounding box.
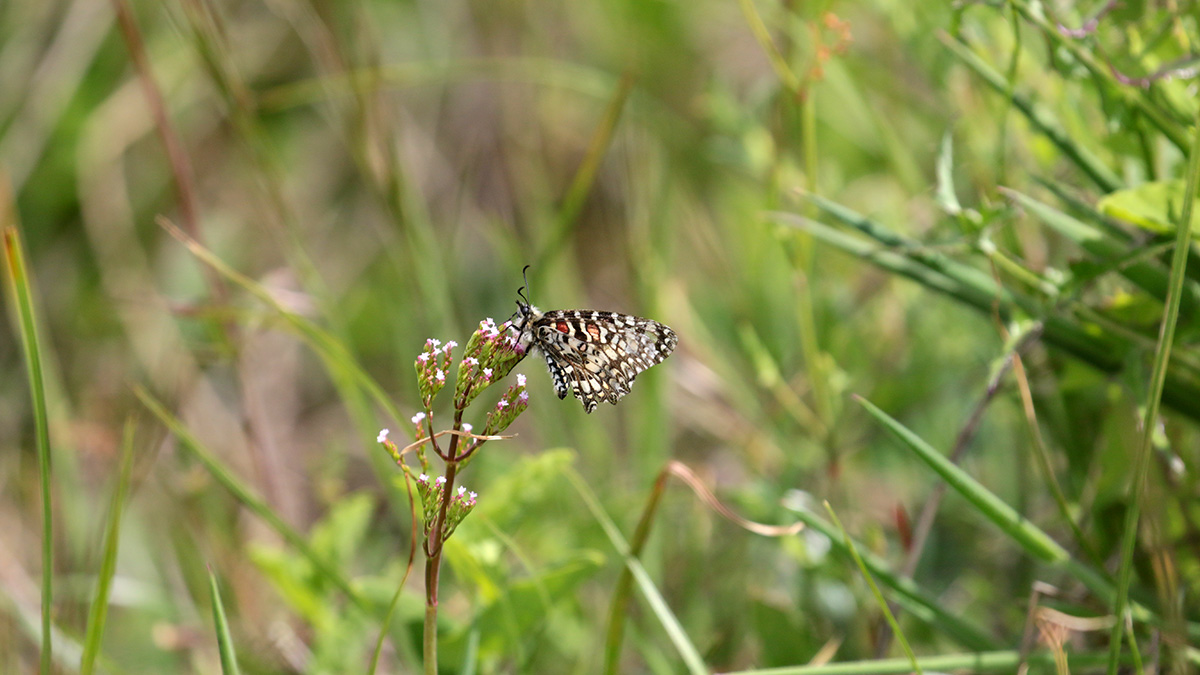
[1004,187,1200,313]
[563,467,708,675]
[159,217,415,523]
[776,206,1200,421]
[823,502,921,673]
[2,182,54,674]
[719,648,1117,674]
[602,462,670,675]
[938,33,1123,193]
[1106,97,1200,675]
[80,417,137,675]
[208,568,241,675]
[856,395,1200,640]
[134,385,372,613]
[159,217,403,425]
[785,502,997,651]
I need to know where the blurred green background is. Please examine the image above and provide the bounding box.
[2,0,1198,672]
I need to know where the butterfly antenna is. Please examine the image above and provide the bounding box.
[516,265,532,306]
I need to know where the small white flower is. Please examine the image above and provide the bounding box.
[518,391,529,404]
[462,423,473,433]
[457,486,467,496]
[431,339,442,348]
[496,398,509,409]
[417,352,430,363]
[516,373,526,387]
[435,369,445,383]
[468,491,477,501]
[465,357,478,366]
[482,367,493,380]
[435,476,446,485]
[377,429,390,443]
[412,412,426,425]
[417,473,429,482]
[444,340,458,353]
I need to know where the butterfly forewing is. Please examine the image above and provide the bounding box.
[517,308,677,413]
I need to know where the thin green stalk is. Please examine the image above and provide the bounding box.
[1105,100,1200,675]
[824,502,921,673]
[80,418,136,674]
[736,0,801,93]
[787,506,996,651]
[719,649,1118,675]
[565,468,708,675]
[3,207,54,673]
[423,412,465,675]
[603,463,671,675]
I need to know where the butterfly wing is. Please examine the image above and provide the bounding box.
[533,310,677,413]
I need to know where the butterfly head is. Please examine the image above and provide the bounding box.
[508,265,542,346]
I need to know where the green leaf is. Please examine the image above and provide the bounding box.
[208,569,242,675]
[1099,180,1200,234]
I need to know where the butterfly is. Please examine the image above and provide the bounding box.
[506,267,677,413]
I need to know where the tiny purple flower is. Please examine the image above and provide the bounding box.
[497,398,509,410]
[518,391,529,404]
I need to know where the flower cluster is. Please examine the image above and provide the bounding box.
[415,339,456,409]
[414,473,478,543]
[482,373,530,436]
[453,318,527,409]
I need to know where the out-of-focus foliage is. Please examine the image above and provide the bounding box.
[1,0,1197,672]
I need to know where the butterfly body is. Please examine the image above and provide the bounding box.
[508,301,677,413]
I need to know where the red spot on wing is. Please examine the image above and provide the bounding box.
[555,321,569,333]
[586,324,601,339]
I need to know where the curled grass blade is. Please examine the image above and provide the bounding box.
[80,417,136,675]
[2,191,54,674]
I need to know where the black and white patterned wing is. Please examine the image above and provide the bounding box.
[532,310,677,413]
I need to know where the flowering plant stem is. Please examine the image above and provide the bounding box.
[422,410,463,675]
[391,324,528,674]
